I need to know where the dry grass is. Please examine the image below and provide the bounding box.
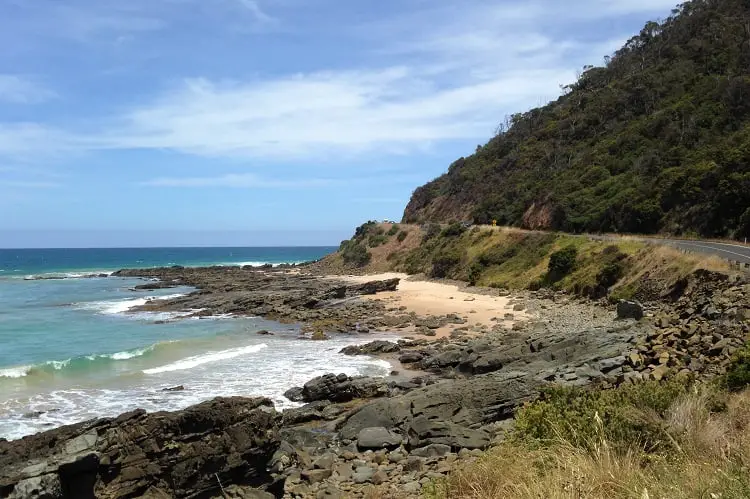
[429,389,750,499]
[611,245,734,300]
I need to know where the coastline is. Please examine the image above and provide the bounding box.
[3,262,747,498]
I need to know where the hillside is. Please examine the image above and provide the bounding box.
[315,221,732,303]
[403,0,750,238]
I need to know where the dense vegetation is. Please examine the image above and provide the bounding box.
[404,0,750,238]
[389,226,645,299]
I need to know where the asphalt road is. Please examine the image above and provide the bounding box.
[478,225,750,268]
[653,239,750,266]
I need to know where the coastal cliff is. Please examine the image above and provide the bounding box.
[403,0,750,239]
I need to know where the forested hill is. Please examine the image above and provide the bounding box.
[403,0,750,238]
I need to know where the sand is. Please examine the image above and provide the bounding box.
[336,273,529,339]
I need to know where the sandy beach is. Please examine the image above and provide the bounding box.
[337,272,529,338]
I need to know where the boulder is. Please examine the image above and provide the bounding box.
[300,374,389,403]
[283,386,305,402]
[347,279,400,296]
[357,427,403,450]
[282,401,331,425]
[617,300,644,320]
[0,398,280,499]
[339,371,536,447]
[339,341,401,356]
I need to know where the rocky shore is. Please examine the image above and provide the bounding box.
[2,266,748,498]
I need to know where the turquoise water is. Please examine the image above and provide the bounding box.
[0,246,334,277]
[0,247,393,440]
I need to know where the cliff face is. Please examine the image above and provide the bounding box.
[403,0,750,238]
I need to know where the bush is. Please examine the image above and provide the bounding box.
[468,262,484,286]
[547,246,578,282]
[397,230,408,243]
[596,261,625,288]
[431,249,462,278]
[478,245,518,266]
[367,234,388,247]
[514,380,689,452]
[441,222,467,238]
[726,344,750,391]
[341,242,371,267]
[423,223,442,240]
[353,221,378,240]
[387,224,400,236]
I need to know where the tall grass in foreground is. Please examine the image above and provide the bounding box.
[427,387,750,499]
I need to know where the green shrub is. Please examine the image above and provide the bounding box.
[514,380,689,452]
[423,223,442,240]
[341,242,372,267]
[387,224,400,236]
[726,344,750,391]
[367,234,388,247]
[468,262,484,286]
[397,230,408,243]
[431,249,462,278]
[441,222,466,238]
[479,245,518,266]
[353,221,378,240]
[547,246,578,282]
[597,261,625,288]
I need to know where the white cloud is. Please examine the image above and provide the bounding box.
[0,75,56,104]
[90,64,572,160]
[0,0,678,164]
[234,0,276,24]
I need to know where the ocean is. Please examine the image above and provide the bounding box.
[0,247,393,440]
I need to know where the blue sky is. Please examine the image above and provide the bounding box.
[0,0,677,247]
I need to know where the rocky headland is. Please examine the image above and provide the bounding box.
[2,264,748,498]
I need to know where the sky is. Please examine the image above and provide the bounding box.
[0,0,679,247]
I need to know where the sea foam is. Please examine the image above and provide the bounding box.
[143,344,268,374]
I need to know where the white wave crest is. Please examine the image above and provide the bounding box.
[0,366,32,378]
[143,344,268,375]
[76,293,187,315]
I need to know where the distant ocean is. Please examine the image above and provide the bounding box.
[0,247,393,440]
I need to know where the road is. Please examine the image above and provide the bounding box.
[650,239,750,266]
[475,224,750,268]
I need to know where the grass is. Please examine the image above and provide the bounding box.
[427,385,750,499]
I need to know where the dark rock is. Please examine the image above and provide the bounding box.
[339,371,536,446]
[617,300,644,320]
[0,398,280,499]
[300,374,389,403]
[347,279,400,296]
[410,444,451,458]
[283,386,305,402]
[282,401,331,425]
[256,330,273,336]
[357,427,402,450]
[340,341,401,356]
[161,385,185,392]
[599,357,626,373]
[398,351,425,364]
[471,354,505,375]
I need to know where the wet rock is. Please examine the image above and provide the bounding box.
[283,386,305,402]
[161,385,185,392]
